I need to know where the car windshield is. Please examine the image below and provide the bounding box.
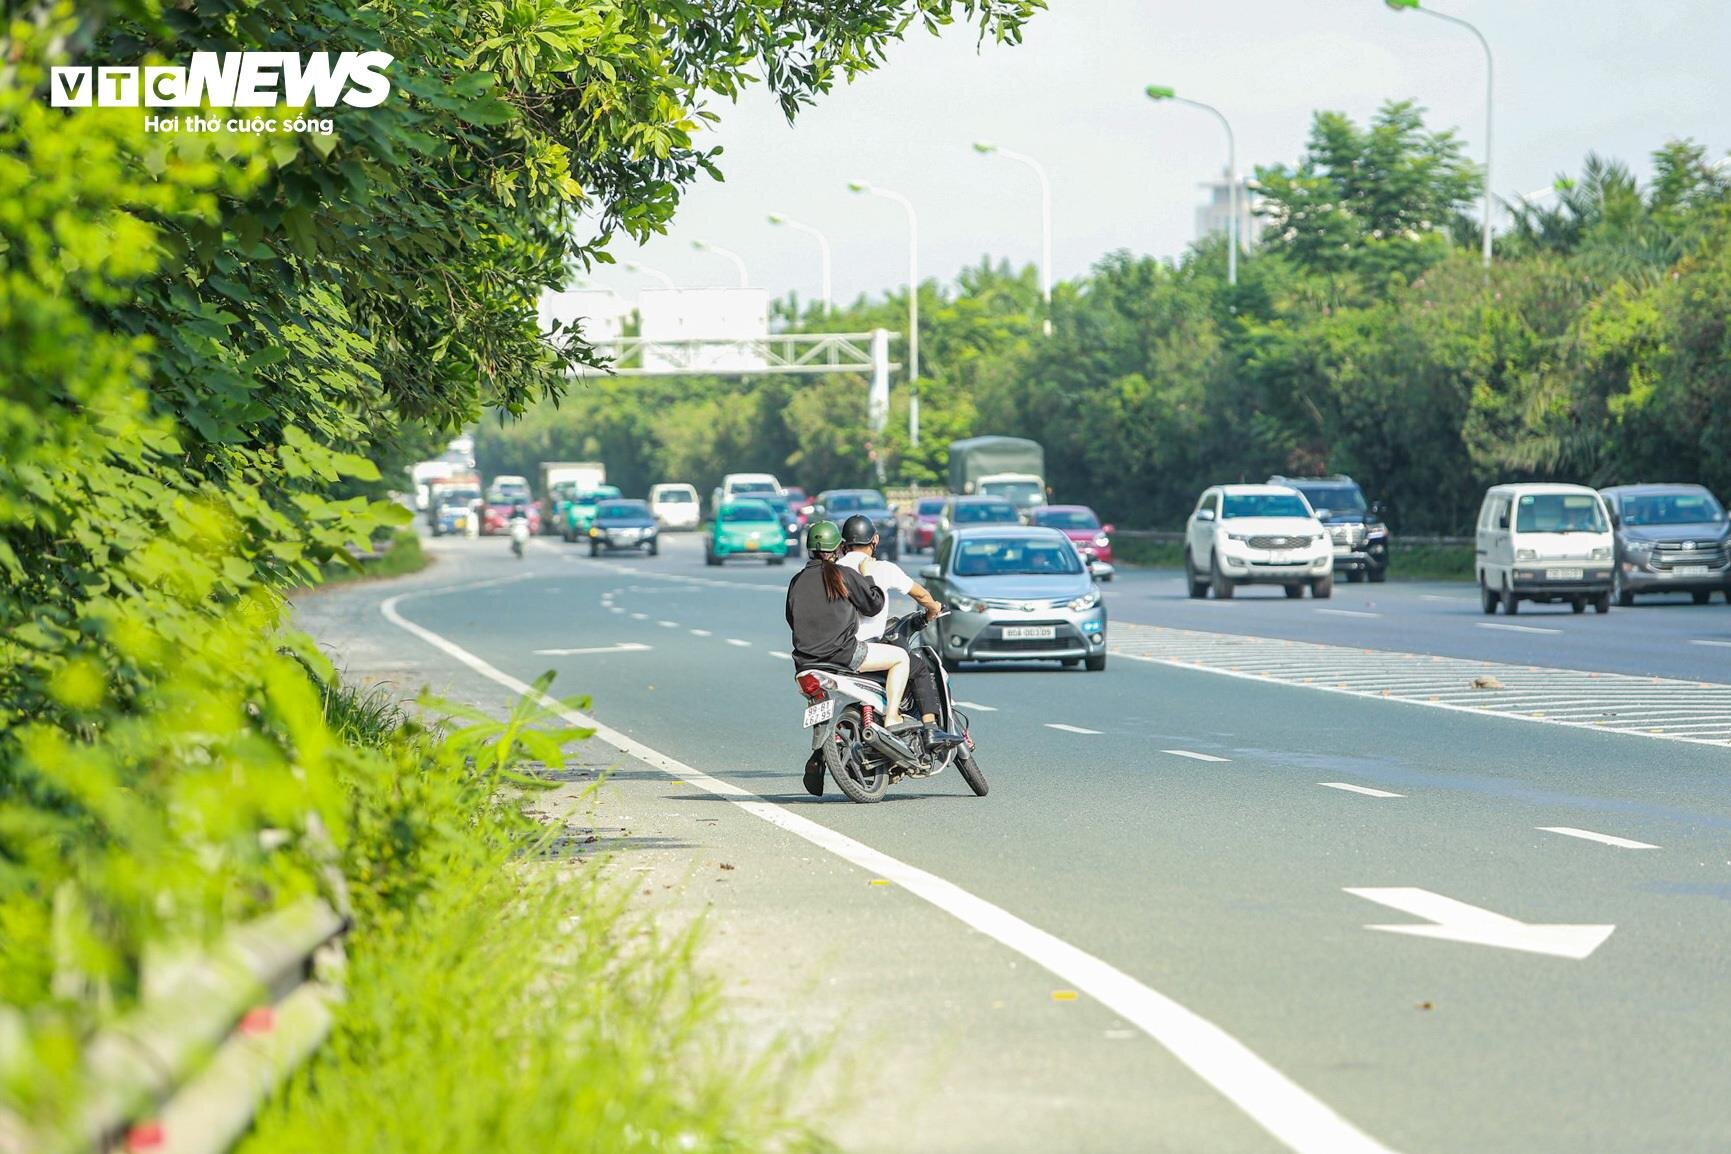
[954,501,1020,524]
[596,501,649,519]
[953,537,1085,577]
[489,484,530,502]
[980,480,1044,506]
[731,482,778,496]
[1295,484,1365,514]
[721,502,776,523]
[579,487,620,503]
[656,490,693,504]
[826,492,888,513]
[1034,509,1100,530]
[1515,493,1608,533]
[1222,492,1310,519]
[440,489,480,504]
[1619,491,1724,526]
[917,499,945,515]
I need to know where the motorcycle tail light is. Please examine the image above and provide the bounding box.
[796,672,826,701]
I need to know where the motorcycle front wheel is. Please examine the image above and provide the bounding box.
[955,745,988,796]
[822,708,890,803]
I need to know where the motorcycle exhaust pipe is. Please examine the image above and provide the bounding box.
[861,724,919,764]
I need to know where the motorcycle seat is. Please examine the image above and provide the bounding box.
[796,661,887,684]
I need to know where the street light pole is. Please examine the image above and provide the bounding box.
[692,239,749,288]
[973,142,1053,335]
[849,180,920,448]
[1385,0,1494,270]
[622,261,676,290]
[1145,85,1237,286]
[767,212,833,316]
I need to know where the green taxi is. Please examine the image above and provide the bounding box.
[705,499,789,566]
[562,485,622,542]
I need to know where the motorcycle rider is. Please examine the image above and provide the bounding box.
[836,514,962,747]
[785,520,912,717]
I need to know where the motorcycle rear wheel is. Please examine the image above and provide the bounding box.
[956,745,988,797]
[823,709,890,803]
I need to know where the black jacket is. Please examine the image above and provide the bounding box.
[785,559,885,668]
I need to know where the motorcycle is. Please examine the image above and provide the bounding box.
[509,515,530,559]
[793,613,988,803]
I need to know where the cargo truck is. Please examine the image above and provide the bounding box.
[538,461,605,535]
[947,436,1046,514]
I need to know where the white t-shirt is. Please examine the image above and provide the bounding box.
[838,551,913,641]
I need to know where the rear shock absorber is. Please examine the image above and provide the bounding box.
[861,705,876,732]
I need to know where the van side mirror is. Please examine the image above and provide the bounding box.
[920,565,941,580]
[1497,512,1510,530]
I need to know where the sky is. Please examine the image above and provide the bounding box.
[577,0,1731,310]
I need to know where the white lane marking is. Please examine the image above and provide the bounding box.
[1474,622,1561,635]
[607,606,624,614]
[769,650,793,660]
[1046,723,1102,735]
[1420,594,1470,603]
[954,700,998,712]
[1689,639,1731,648]
[1315,608,1380,618]
[381,586,1404,1154]
[629,612,649,620]
[1537,826,1659,850]
[1344,887,1614,960]
[690,629,712,637]
[1318,782,1404,798]
[657,620,679,628]
[1162,749,1230,763]
[532,642,652,657]
[726,638,752,648]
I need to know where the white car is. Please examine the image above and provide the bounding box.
[1476,483,1614,615]
[1184,484,1334,599]
[649,482,701,531]
[711,472,783,515]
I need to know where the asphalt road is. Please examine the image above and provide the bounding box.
[304,531,1731,1154]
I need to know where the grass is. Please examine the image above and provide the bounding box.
[317,528,428,586]
[237,677,830,1154]
[1111,537,1474,582]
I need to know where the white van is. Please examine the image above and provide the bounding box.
[649,483,700,530]
[1476,483,1615,615]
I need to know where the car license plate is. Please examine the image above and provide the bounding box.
[1268,550,1291,563]
[802,700,834,728]
[1676,565,1709,576]
[1547,568,1584,580]
[1002,625,1056,641]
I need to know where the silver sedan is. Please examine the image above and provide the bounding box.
[917,526,1109,671]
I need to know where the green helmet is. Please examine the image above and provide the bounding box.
[805,519,842,554]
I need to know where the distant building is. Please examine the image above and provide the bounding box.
[1195,169,1260,249]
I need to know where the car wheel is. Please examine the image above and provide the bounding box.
[1283,584,1304,599]
[769,556,786,566]
[1503,580,1520,615]
[1310,574,1333,599]
[647,540,659,557]
[1346,569,1363,584]
[1209,553,1234,599]
[1061,657,1081,668]
[1593,593,1611,614]
[1184,551,1208,599]
[1480,577,1498,615]
[1693,590,1711,605]
[589,541,600,557]
[1572,597,1587,614]
[1613,569,1635,607]
[705,548,720,567]
[1368,567,1387,584]
[1085,654,1107,671]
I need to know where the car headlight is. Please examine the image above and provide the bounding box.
[1590,546,1611,561]
[950,593,986,613]
[1225,532,1253,543]
[1068,590,1101,612]
[1092,534,1110,548]
[589,527,601,537]
[1515,548,1537,562]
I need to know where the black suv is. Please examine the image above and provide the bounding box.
[810,489,900,561]
[1268,474,1391,582]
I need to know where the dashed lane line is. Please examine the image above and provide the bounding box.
[1537,826,1660,850]
[769,650,793,660]
[690,629,712,637]
[726,638,752,648]
[629,612,649,621]
[1474,622,1562,635]
[381,579,1404,1154]
[657,619,679,628]
[1110,622,1731,748]
[954,700,998,712]
[1318,783,1404,798]
[1046,723,1102,735]
[1162,749,1230,763]
[1689,639,1731,648]
[1315,608,1380,618]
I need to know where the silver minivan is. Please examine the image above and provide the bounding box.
[1476,483,1614,615]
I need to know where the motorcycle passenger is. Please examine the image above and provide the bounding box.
[836,514,961,746]
[784,520,911,727]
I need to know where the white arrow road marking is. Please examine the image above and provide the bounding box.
[1046,723,1102,735]
[1537,826,1659,850]
[1344,887,1615,960]
[382,582,1405,1154]
[953,700,997,712]
[1318,782,1404,798]
[1162,749,1230,763]
[532,643,652,656]
[1475,622,1562,635]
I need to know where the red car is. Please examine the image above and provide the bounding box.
[902,497,946,554]
[482,501,542,536]
[1029,505,1115,570]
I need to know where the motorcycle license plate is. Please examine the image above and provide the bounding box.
[1002,625,1056,641]
[1547,568,1583,580]
[1675,565,1709,576]
[802,700,834,728]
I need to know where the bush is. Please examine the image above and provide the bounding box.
[318,529,429,586]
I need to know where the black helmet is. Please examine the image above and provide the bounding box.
[840,514,877,546]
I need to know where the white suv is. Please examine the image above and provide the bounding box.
[1184,484,1334,599]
